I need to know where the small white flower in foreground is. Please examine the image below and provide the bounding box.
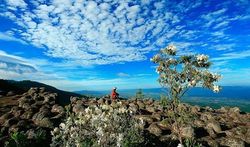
[59,123,66,130]
[177,143,184,147]
[213,85,220,93]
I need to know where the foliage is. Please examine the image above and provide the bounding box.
[151,44,221,104]
[34,129,46,144]
[184,138,202,147]
[135,89,144,99]
[4,129,47,147]
[5,131,28,147]
[159,95,169,108]
[51,102,144,147]
[165,103,198,144]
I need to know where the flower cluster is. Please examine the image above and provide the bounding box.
[196,54,208,62]
[164,44,177,55]
[151,44,222,103]
[51,102,144,147]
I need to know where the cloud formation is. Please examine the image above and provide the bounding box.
[1,0,249,66]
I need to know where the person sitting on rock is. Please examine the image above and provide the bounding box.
[111,87,119,100]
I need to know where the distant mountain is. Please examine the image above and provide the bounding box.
[0,79,83,105]
[76,86,250,112]
[75,86,250,99]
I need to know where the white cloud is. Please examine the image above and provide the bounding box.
[213,44,235,51]
[5,0,27,10]
[0,32,27,45]
[0,0,200,66]
[0,62,7,68]
[212,49,250,61]
[117,72,130,77]
[1,0,249,67]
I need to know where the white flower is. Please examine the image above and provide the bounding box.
[117,133,124,147]
[188,80,196,87]
[196,54,208,61]
[167,45,177,52]
[177,143,184,147]
[118,107,127,113]
[213,85,220,93]
[151,54,161,62]
[59,123,66,130]
[101,104,110,110]
[213,73,221,80]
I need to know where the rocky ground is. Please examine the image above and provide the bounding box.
[0,87,250,147]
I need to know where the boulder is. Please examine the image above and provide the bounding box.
[0,112,13,125]
[207,121,221,133]
[51,105,64,113]
[72,104,85,114]
[148,123,162,136]
[129,103,139,113]
[181,126,195,138]
[136,100,145,109]
[229,107,240,114]
[70,96,78,104]
[146,106,156,113]
[191,106,201,114]
[220,137,245,147]
[21,110,34,119]
[134,115,154,124]
[152,113,162,121]
[3,117,19,127]
[43,93,57,104]
[27,87,38,96]
[33,117,53,128]
[97,98,105,104]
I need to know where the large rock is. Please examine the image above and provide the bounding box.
[72,104,85,114]
[220,137,245,147]
[181,126,195,138]
[51,104,65,119]
[43,93,57,104]
[148,123,162,136]
[145,106,156,113]
[134,115,154,124]
[33,117,53,128]
[207,121,221,133]
[229,107,241,114]
[21,110,34,119]
[129,103,139,113]
[136,100,145,109]
[3,117,19,127]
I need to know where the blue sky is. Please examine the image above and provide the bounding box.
[0,0,250,91]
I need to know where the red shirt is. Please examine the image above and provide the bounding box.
[111,90,119,100]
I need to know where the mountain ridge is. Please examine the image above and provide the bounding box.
[0,79,83,105]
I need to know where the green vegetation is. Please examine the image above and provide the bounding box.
[135,89,144,99]
[4,129,47,147]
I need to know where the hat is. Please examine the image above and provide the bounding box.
[113,87,117,90]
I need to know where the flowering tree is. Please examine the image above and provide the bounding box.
[151,45,221,104]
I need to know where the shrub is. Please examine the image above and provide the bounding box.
[51,103,144,147]
[135,89,144,99]
[5,131,28,147]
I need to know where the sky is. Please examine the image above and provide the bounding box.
[0,0,250,91]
